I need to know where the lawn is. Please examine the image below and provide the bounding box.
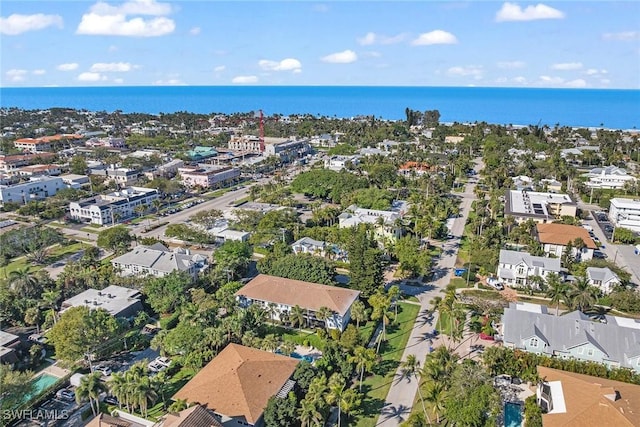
[3,242,85,275]
[354,302,420,427]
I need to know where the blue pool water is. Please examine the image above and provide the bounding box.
[290,352,314,363]
[504,402,523,427]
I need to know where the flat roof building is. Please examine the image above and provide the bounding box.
[60,285,142,318]
[505,190,577,224]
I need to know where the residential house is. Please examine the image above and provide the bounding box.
[501,302,640,373]
[338,201,408,243]
[291,237,327,257]
[179,166,241,189]
[206,219,250,242]
[584,166,636,190]
[173,344,299,427]
[609,198,640,233]
[310,133,336,148]
[535,366,640,426]
[68,187,159,225]
[235,274,360,331]
[17,164,61,177]
[324,155,360,171]
[85,137,126,148]
[13,134,84,153]
[60,285,143,318]
[505,190,577,224]
[397,161,434,178]
[497,250,563,288]
[155,405,223,427]
[511,175,534,191]
[111,243,207,279]
[0,176,65,206]
[535,223,597,261]
[60,174,90,189]
[540,178,563,193]
[0,330,20,365]
[586,267,620,294]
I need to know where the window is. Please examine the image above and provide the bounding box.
[577,347,584,354]
[587,348,594,356]
[530,338,539,347]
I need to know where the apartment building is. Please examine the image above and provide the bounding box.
[178,166,240,189]
[609,198,640,233]
[505,190,577,224]
[68,187,158,225]
[0,176,65,205]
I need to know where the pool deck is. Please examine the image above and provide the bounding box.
[294,345,323,360]
[39,362,71,379]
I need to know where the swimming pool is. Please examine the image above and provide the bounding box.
[504,402,523,427]
[290,352,314,363]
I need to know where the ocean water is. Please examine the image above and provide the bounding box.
[1,86,638,130]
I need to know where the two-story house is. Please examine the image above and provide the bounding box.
[497,250,563,288]
[586,267,621,294]
[235,274,360,332]
[535,223,597,262]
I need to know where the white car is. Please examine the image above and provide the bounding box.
[94,365,112,377]
[155,356,171,367]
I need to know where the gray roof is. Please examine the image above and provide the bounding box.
[502,304,640,365]
[292,237,326,249]
[61,285,141,317]
[499,250,562,272]
[586,267,619,284]
[111,244,197,274]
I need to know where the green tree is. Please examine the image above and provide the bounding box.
[8,266,42,299]
[348,346,376,391]
[316,306,333,330]
[76,372,107,417]
[545,273,568,316]
[290,305,306,330]
[143,271,192,315]
[569,275,598,312]
[264,393,299,427]
[0,364,36,413]
[393,235,429,277]
[97,225,133,254]
[189,209,223,229]
[69,155,88,175]
[350,300,368,328]
[347,226,383,297]
[400,354,429,424]
[214,240,253,280]
[48,306,122,363]
[259,253,336,285]
[369,291,393,353]
[613,227,637,244]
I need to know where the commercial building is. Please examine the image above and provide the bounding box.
[0,153,56,176]
[179,166,240,189]
[0,176,65,205]
[173,344,299,427]
[90,166,140,187]
[60,285,143,318]
[68,187,159,225]
[228,135,263,153]
[501,302,640,373]
[263,138,311,163]
[504,190,577,224]
[17,164,61,177]
[111,243,207,279]
[235,274,360,331]
[60,174,90,189]
[609,198,640,233]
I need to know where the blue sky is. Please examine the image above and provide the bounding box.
[1,1,639,88]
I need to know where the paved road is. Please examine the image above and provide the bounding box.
[377,159,483,427]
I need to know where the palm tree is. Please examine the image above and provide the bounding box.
[108,372,127,409]
[131,376,157,418]
[8,267,40,298]
[350,300,368,328]
[570,276,598,312]
[326,374,346,426]
[261,334,281,352]
[299,398,324,427]
[424,381,446,424]
[280,340,296,356]
[349,346,376,391]
[76,372,107,417]
[545,273,568,316]
[316,306,333,330]
[338,388,362,425]
[388,285,402,318]
[369,291,392,353]
[400,354,430,424]
[290,305,306,330]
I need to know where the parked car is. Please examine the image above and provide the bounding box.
[103,395,119,405]
[148,361,167,373]
[95,365,112,377]
[154,356,171,367]
[56,388,75,401]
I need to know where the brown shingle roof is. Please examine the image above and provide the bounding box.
[235,274,360,316]
[160,405,223,427]
[536,223,598,249]
[84,414,131,427]
[538,366,640,427]
[172,344,299,425]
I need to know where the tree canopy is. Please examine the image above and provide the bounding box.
[143,271,192,314]
[259,253,336,285]
[97,225,133,254]
[291,169,368,203]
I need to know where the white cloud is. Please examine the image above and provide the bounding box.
[539,75,564,85]
[77,72,106,82]
[189,26,200,35]
[447,65,483,79]
[0,13,63,35]
[214,65,226,72]
[258,58,302,72]
[57,63,79,71]
[411,30,458,46]
[77,0,175,37]
[551,62,582,70]
[232,75,258,84]
[6,69,28,82]
[495,2,565,22]
[565,79,587,88]
[513,76,527,84]
[32,69,46,75]
[153,78,185,85]
[113,78,124,84]
[585,68,608,76]
[497,61,525,69]
[602,31,639,41]
[90,62,134,72]
[357,32,405,46]
[321,50,358,64]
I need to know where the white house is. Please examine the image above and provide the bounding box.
[292,237,327,257]
[497,250,563,288]
[609,198,640,233]
[586,267,621,294]
[111,243,207,279]
[235,274,360,331]
[324,155,360,171]
[338,201,408,243]
[535,223,597,262]
[60,285,143,318]
[584,166,636,190]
